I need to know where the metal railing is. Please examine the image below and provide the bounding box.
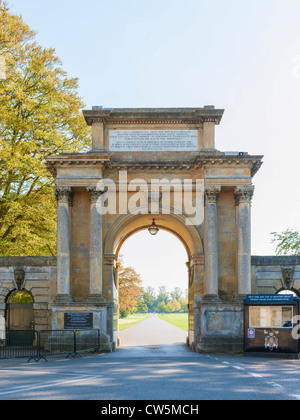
[0,329,101,362]
[0,331,39,361]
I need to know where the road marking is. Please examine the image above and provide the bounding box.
[266,382,284,389]
[189,356,298,401]
[217,360,296,400]
[0,369,55,375]
[0,374,103,397]
[248,372,263,378]
[232,366,245,371]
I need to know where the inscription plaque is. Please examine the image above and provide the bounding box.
[109,130,198,151]
[64,313,93,330]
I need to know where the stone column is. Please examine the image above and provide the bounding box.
[54,187,73,302]
[204,186,221,300]
[103,254,117,343]
[235,185,254,298]
[87,187,105,302]
[190,254,204,345]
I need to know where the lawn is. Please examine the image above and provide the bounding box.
[158,313,188,331]
[118,314,149,331]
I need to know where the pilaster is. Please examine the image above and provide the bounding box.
[204,186,221,301]
[87,187,106,303]
[54,187,73,303]
[234,185,254,298]
[92,122,104,151]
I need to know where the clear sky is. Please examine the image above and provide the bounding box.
[7,0,300,293]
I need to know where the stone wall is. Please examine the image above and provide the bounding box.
[0,257,56,340]
[251,256,300,296]
[1,255,300,343]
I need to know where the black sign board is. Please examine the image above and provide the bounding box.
[245,294,297,305]
[64,313,93,330]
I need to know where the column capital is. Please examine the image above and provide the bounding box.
[204,186,221,205]
[103,253,118,266]
[86,186,106,203]
[54,187,73,205]
[234,185,255,206]
[189,254,204,266]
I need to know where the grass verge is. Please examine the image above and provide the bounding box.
[118,314,149,331]
[157,313,188,331]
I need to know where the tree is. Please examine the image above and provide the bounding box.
[136,298,148,314]
[139,287,156,313]
[156,286,169,306]
[168,298,181,313]
[178,296,188,313]
[118,264,142,318]
[157,301,166,313]
[271,229,300,256]
[0,1,91,256]
[170,287,183,301]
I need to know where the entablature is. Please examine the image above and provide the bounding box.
[82,107,225,127]
[45,151,263,182]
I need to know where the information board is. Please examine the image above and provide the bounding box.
[245,295,296,305]
[64,313,94,330]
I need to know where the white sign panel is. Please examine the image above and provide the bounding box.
[109,130,198,152]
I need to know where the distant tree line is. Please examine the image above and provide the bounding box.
[136,286,188,316]
[118,261,188,319]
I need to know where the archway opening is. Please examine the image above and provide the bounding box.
[6,290,34,332]
[116,228,190,348]
[7,290,34,305]
[276,289,300,298]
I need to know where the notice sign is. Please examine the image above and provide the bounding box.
[109,130,198,152]
[64,313,93,330]
[248,329,255,339]
[245,295,296,305]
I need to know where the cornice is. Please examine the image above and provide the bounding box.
[82,107,225,127]
[106,154,263,174]
[45,153,111,177]
[45,152,263,178]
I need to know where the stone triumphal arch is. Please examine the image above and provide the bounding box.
[44,107,263,353]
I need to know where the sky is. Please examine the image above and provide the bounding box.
[6,0,300,293]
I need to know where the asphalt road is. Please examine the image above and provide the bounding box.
[0,314,299,401]
[119,313,187,350]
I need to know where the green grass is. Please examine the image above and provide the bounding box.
[118,314,149,331]
[158,313,188,331]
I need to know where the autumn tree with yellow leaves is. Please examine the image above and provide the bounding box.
[118,263,142,318]
[0,1,91,256]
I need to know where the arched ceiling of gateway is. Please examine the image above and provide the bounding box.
[103,214,204,259]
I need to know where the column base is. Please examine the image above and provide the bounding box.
[86,294,107,304]
[195,335,244,354]
[194,300,244,354]
[234,294,247,303]
[203,294,221,303]
[54,294,74,304]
